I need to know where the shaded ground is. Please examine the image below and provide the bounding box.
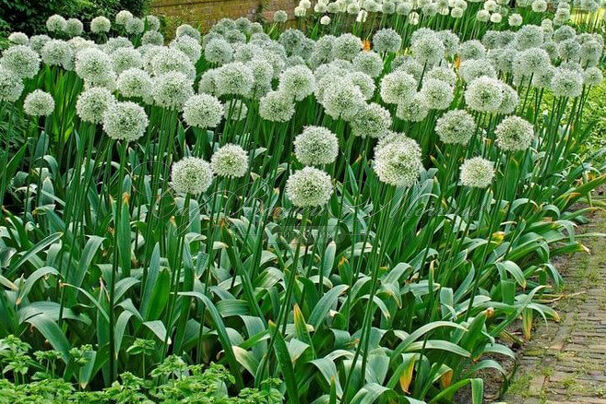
[503,208,606,404]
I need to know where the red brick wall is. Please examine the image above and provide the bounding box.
[151,0,298,33]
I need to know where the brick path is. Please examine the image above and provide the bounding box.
[504,210,606,403]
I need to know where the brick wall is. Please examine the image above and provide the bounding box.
[151,0,298,33]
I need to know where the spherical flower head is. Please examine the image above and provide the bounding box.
[373,28,402,54]
[142,31,164,46]
[476,10,490,23]
[278,65,315,101]
[557,38,581,62]
[111,47,143,74]
[553,25,576,43]
[91,16,111,34]
[76,87,116,124]
[171,157,213,195]
[531,66,555,89]
[46,15,67,32]
[460,157,495,188]
[64,18,84,37]
[580,39,602,67]
[125,17,144,35]
[347,71,376,100]
[103,101,148,142]
[29,35,51,54]
[117,68,152,99]
[438,30,460,58]
[352,51,383,79]
[176,24,201,43]
[495,116,534,151]
[350,103,392,139]
[259,90,295,122]
[513,48,551,81]
[380,70,416,105]
[458,40,486,61]
[145,15,161,31]
[182,93,224,129]
[152,71,194,110]
[204,38,234,65]
[211,144,249,178]
[320,15,331,25]
[41,40,73,69]
[214,62,253,98]
[464,76,504,113]
[150,48,195,80]
[103,36,134,54]
[435,109,475,145]
[373,138,423,187]
[451,7,464,18]
[425,66,457,87]
[225,99,248,121]
[235,17,252,34]
[532,0,547,12]
[320,77,365,121]
[171,36,202,64]
[460,58,497,83]
[198,69,218,95]
[274,10,288,23]
[75,47,113,82]
[498,83,519,114]
[420,78,453,110]
[23,90,55,117]
[551,68,583,98]
[396,93,429,122]
[0,67,24,102]
[1,45,40,79]
[509,13,523,26]
[293,126,339,166]
[8,32,28,46]
[332,33,362,61]
[115,10,134,26]
[286,167,333,208]
[583,67,603,87]
[515,25,544,50]
[411,33,445,67]
[248,59,273,98]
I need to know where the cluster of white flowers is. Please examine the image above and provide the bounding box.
[286,167,333,207]
[460,157,495,188]
[171,157,213,195]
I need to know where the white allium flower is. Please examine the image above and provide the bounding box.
[350,103,392,138]
[489,13,502,23]
[420,78,454,110]
[583,67,603,86]
[259,90,295,122]
[320,15,331,25]
[356,10,368,22]
[29,35,51,54]
[553,25,576,43]
[75,47,113,82]
[91,16,111,33]
[294,126,339,166]
[235,17,252,34]
[347,71,376,100]
[152,71,194,110]
[0,67,24,102]
[439,30,460,57]
[513,48,551,80]
[286,167,333,207]
[425,66,457,87]
[64,18,84,37]
[76,87,116,124]
[580,40,602,67]
[8,32,28,46]
[182,93,224,128]
[23,90,54,116]
[171,157,213,194]
[125,17,145,35]
[352,51,383,78]
[458,40,486,61]
[515,25,544,50]
[373,137,423,187]
[150,48,196,79]
[1,45,40,79]
[531,0,547,12]
[214,62,254,98]
[332,33,363,61]
[111,47,143,74]
[279,65,315,101]
[321,77,365,121]
[531,66,555,89]
[102,101,148,142]
[557,38,581,61]
[464,76,504,113]
[198,69,218,95]
[495,116,534,151]
[396,93,430,122]
[142,31,164,46]
[211,144,249,178]
[225,99,248,121]
[551,68,583,97]
[460,58,497,83]
[396,2,413,15]
[373,28,402,53]
[103,36,134,54]
[380,70,416,105]
[46,15,67,32]
[411,33,445,66]
[234,43,262,63]
[115,10,133,26]
[204,38,234,65]
[509,13,523,26]
[499,83,519,114]
[248,59,273,98]
[41,40,73,69]
[435,109,475,145]
[274,10,289,23]
[145,15,161,31]
[476,10,490,22]
[176,24,201,43]
[171,36,202,63]
[451,7,464,18]
[460,157,495,188]
[117,68,152,99]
